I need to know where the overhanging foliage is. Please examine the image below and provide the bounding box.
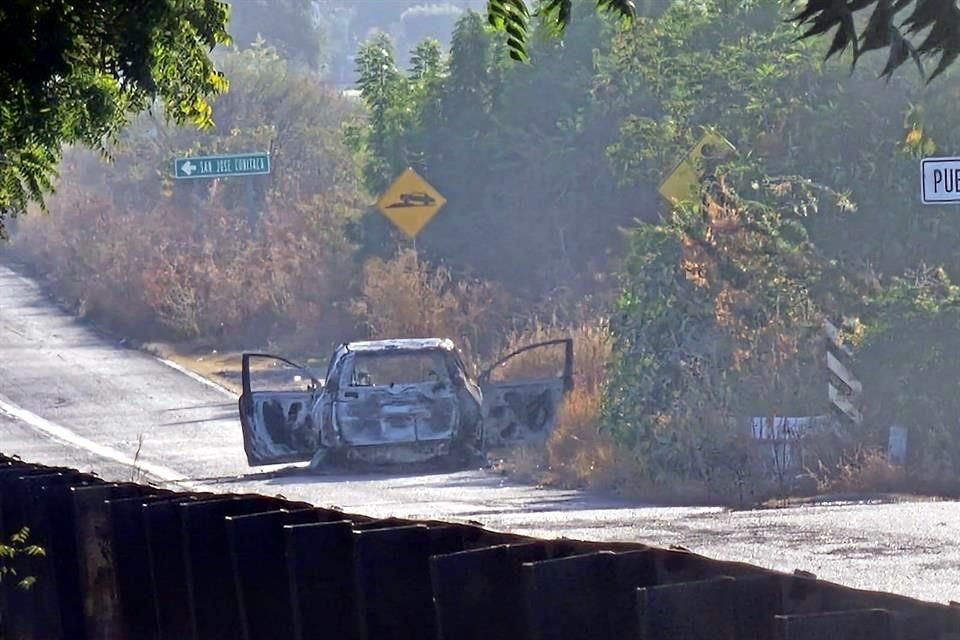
[0,0,231,237]
[790,0,960,81]
[487,0,960,82]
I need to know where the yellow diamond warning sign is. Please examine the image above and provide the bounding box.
[377,168,447,239]
[658,131,736,205]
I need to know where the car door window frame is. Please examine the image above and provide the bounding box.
[478,338,574,391]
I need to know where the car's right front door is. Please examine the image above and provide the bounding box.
[478,338,574,448]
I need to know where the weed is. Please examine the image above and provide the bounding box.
[816,447,904,494]
[0,527,45,592]
[130,432,146,484]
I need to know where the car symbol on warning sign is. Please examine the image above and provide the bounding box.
[386,192,437,208]
[376,168,447,238]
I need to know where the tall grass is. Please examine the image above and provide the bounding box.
[496,317,619,488]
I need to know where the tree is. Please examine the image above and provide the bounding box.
[486,0,960,80]
[397,4,465,66]
[228,0,327,71]
[351,34,411,193]
[0,0,231,238]
[790,0,960,81]
[603,175,825,491]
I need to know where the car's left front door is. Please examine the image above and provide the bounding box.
[238,353,323,466]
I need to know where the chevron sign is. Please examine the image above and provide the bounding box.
[824,319,863,425]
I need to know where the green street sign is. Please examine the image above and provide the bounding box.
[173,152,271,179]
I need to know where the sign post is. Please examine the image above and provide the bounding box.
[173,152,271,180]
[921,156,960,204]
[376,168,447,239]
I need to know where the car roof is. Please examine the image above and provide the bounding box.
[343,338,456,353]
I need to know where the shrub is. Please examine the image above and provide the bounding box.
[816,447,904,495]
[0,527,45,592]
[492,316,620,489]
[545,387,617,488]
[349,248,509,370]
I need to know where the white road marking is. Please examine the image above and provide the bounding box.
[0,392,195,489]
[157,358,238,397]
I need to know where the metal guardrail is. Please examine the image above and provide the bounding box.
[824,319,863,425]
[0,454,956,640]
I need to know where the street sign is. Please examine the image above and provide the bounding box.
[376,167,447,239]
[658,131,736,205]
[921,156,960,204]
[173,152,271,180]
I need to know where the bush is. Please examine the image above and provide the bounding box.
[545,387,617,488]
[7,44,365,353]
[349,248,510,370]
[491,316,622,489]
[10,181,360,350]
[602,175,826,504]
[816,447,904,495]
[852,269,960,496]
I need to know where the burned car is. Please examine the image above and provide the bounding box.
[238,337,573,468]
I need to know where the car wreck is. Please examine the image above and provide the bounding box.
[238,337,574,468]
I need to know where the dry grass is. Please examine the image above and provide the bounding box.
[543,387,617,488]
[816,447,905,494]
[147,343,245,394]
[495,317,611,389]
[493,317,620,489]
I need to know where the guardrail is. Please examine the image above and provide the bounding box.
[0,454,956,640]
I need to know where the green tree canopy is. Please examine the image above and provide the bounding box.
[487,0,960,81]
[227,0,327,71]
[0,0,231,238]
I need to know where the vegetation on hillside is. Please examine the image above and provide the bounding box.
[5,0,960,503]
[10,43,363,350]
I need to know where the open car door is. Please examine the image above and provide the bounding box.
[478,338,574,448]
[239,353,323,466]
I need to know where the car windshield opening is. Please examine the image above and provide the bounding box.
[349,351,450,387]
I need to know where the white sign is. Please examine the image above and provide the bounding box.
[921,156,960,204]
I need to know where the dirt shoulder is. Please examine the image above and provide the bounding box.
[143,343,245,395]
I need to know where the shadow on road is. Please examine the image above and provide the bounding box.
[182,463,646,514]
[156,412,237,426]
[160,402,236,412]
[187,464,485,486]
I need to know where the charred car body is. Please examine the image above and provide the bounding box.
[238,337,573,468]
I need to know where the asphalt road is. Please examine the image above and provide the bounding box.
[1,262,958,604]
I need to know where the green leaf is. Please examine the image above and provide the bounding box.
[790,0,960,81]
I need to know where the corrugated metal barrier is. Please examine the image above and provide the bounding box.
[0,454,957,640]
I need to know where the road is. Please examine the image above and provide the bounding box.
[1,262,958,604]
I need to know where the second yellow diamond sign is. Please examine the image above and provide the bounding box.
[658,131,736,206]
[377,167,447,239]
